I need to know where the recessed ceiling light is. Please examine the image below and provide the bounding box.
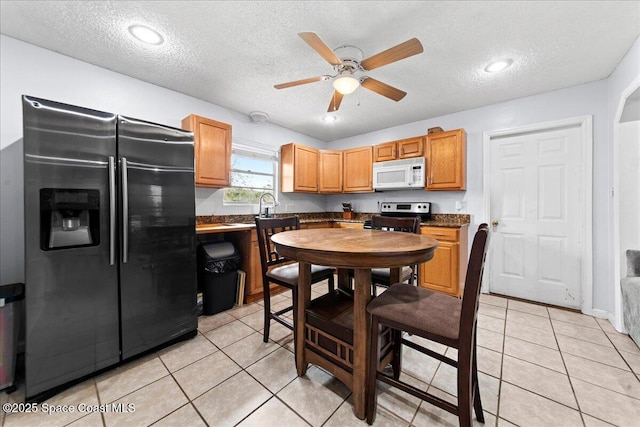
[128,25,164,45]
[323,115,338,122]
[484,58,513,73]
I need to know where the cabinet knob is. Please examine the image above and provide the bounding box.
[491,220,499,227]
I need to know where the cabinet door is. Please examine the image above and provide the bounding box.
[280,143,319,193]
[374,142,397,162]
[181,114,231,188]
[398,136,424,158]
[425,129,466,190]
[319,150,343,193]
[247,230,264,303]
[343,146,373,193]
[419,240,460,296]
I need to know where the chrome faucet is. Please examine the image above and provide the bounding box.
[258,192,277,218]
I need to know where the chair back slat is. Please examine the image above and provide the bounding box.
[369,215,421,287]
[370,215,421,234]
[459,223,490,343]
[255,216,301,272]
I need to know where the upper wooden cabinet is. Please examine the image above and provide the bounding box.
[425,129,466,190]
[343,146,373,193]
[280,143,319,193]
[181,114,232,188]
[318,150,343,193]
[373,136,424,162]
[398,137,424,159]
[374,141,397,162]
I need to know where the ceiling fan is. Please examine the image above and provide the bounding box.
[274,32,424,112]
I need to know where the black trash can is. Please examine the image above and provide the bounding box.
[1,282,24,393]
[197,242,241,315]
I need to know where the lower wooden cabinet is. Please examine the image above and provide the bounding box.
[418,225,468,297]
[334,222,363,229]
[302,221,332,229]
[246,229,264,303]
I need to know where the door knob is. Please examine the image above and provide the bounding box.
[491,220,499,227]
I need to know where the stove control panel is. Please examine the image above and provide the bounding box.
[380,202,431,215]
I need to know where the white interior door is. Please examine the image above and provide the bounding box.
[489,125,585,309]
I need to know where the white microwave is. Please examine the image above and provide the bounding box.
[372,157,425,190]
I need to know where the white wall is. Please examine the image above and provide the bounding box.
[0,35,325,284]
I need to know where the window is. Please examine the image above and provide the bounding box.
[223,141,278,204]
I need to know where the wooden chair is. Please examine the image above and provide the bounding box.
[348,215,421,295]
[366,224,490,426]
[254,216,335,342]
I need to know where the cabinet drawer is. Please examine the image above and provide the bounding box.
[335,222,363,229]
[421,226,459,242]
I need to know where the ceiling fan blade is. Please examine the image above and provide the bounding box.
[298,32,342,66]
[274,76,327,89]
[360,38,423,71]
[327,90,344,112]
[361,77,406,101]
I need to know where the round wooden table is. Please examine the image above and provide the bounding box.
[271,228,438,420]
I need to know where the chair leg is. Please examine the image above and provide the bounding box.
[457,348,473,427]
[391,329,402,381]
[366,314,381,425]
[472,338,484,422]
[328,273,335,292]
[262,281,271,343]
[291,286,298,349]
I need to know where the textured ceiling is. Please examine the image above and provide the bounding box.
[1,1,639,141]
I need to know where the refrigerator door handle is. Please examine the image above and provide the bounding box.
[109,156,116,266]
[121,156,129,263]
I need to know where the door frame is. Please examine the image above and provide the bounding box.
[613,75,640,332]
[482,116,593,314]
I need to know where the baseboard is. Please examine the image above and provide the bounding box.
[589,308,609,320]
[590,308,626,333]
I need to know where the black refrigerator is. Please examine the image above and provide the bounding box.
[22,95,198,401]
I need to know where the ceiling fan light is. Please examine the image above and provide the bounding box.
[333,75,360,95]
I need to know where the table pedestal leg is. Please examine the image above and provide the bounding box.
[295,261,311,376]
[353,268,372,420]
[390,267,401,285]
[337,268,351,292]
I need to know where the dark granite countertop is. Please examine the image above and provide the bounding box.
[196,212,470,234]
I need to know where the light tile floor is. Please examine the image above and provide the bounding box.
[2,283,639,427]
